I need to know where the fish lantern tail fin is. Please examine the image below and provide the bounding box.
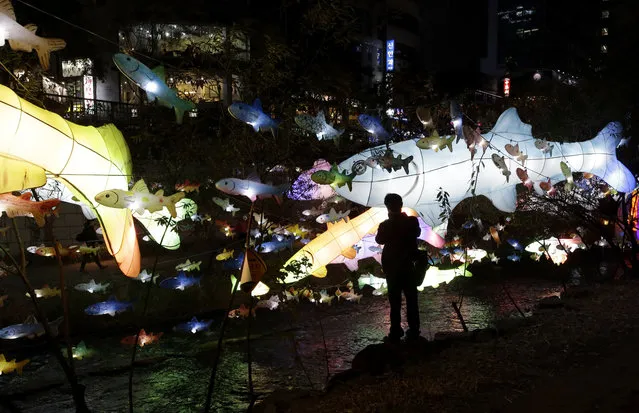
[34,38,67,71]
[16,359,29,375]
[589,122,637,193]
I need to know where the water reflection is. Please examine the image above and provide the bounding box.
[2,278,561,412]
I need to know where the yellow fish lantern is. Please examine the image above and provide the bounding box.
[281,208,390,284]
[417,264,473,290]
[216,249,234,261]
[0,85,139,277]
[95,179,185,218]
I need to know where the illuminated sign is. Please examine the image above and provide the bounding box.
[503,77,511,97]
[83,75,95,112]
[386,40,395,72]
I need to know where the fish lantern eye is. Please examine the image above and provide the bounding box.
[126,57,131,61]
[105,194,110,198]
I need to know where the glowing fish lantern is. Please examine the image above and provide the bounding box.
[288,159,336,201]
[281,207,442,283]
[417,263,473,290]
[0,192,60,227]
[0,1,66,70]
[132,198,197,250]
[295,111,344,141]
[333,108,637,231]
[215,175,288,204]
[228,98,280,137]
[358,114,390,142]
[0,84,140,277]
[112,53,195,124]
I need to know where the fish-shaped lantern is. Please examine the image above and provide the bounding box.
[0,193,60,227]
[173,317,212,334]
[416,130,455,152]
[256,235,294,254]
[0,315,62,339]
[84,297,133,316]
[95,179,186,218]
[112,53,195,124]
[216,249,234,261]
[0,1,66,70]
[0,354,29,375]
[228,98,280,137]
[212,197,241,216]
[132,197,197,250]
[215,175,288,204]
[158,272,201,291]
[311,163,357,191]
[25,285,60,299]
[121,329,163,347]
[69,341,95,360]
[295,111,344,140]
[74,279,111,294]
[132,269,158,284]
[0,84,140,277]
[175,259,201,272]
[316,208,350,225]
[358,114,390,141]
[331,108,636,231]
[175,180,200,193]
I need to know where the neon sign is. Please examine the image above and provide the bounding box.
[386,40,395,72]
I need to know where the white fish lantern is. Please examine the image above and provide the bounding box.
[333,108,636,231]
[524,236,585,265]
[417,264,473,290]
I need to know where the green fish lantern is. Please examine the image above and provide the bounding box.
[311,164,356,191]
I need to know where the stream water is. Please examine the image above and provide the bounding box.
[0,274,561,413]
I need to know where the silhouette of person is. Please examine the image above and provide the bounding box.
[375,193,421,342]
[77,220,106,272]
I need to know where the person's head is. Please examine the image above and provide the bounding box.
[384,193,403,214]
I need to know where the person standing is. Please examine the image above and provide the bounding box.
[375,193,421,342]
[76,220,106,272]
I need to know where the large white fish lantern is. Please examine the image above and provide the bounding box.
[0,1,66,70]
[0,84,140,277]
[333,108,636,229]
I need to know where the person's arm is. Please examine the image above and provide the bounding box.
[409,216,421,238]
[375,222,388,244]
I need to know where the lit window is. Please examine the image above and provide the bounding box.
[601,27,608,36]
[601,44,608,53]
[188,109,198,118]
[602,10,609,18]
[131,108,138,118]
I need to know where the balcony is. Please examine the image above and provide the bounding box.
[42,93,141,125]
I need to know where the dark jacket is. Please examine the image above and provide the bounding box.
[375,212,420,275]
[77,222,100,247]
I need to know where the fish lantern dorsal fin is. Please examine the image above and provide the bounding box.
[151,66,166,83]
[155,189,164,197]
[24,314,37,324]
[24,24,38,33]
[430,130,439,139]
[19,192,32,200]
[131,180,149,193]
[0,1,16,20]
[489,108,532,140]
[252,98,263,111]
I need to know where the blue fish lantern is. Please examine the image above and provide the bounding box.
[112,53,196,124]
[173,317,212,334]
[223,251,244,270]
[507,239,523,251]
[228,99,280,137]
[358,114,390,142]
[507,253,521,262]
[257,236,294,254]
[159,272,201,291]
[84,297,133,316]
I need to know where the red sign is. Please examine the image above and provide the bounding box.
[503,77,511,97]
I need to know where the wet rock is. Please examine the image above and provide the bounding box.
[538,295,563,309]
[351,343,405,376]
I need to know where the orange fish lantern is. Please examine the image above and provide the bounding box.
[516,168,533,190]
[121,329,163,347]
[175,179,200,193]
[489,226,501,245]
[0,193,60,227]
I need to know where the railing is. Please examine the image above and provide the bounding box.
[42,94,141,124]
[474,89,503,104]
